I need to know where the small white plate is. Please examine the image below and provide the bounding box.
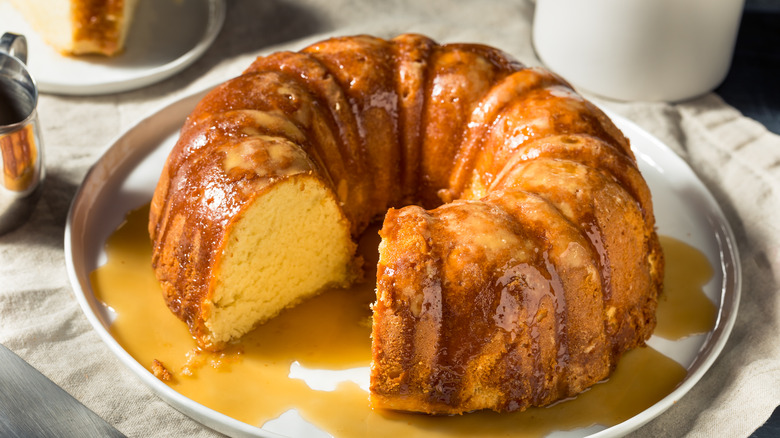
[65,88,741,437]
[0,0,226,95]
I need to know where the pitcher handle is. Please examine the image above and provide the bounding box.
[0,33,28,65]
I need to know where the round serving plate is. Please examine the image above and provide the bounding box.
[64,88,741,437]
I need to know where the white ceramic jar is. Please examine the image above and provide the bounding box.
[532,0,745,102]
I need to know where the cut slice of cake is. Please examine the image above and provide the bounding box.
[200,174,361,348]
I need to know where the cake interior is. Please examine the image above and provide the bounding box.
[203,176,357,346]
[7,0,139,56]
[8,0,72,53]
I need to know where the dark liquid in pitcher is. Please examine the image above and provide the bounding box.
[0,77,32,126]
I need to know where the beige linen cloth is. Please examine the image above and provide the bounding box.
[1,0,778,436]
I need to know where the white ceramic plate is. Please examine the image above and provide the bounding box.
[0,0,226,95]
[64,88,741,437]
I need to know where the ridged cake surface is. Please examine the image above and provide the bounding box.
[148,34,663,414]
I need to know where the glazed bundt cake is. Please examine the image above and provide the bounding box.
[148,34,663,414]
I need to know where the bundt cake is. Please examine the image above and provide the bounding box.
[148,34,664,415]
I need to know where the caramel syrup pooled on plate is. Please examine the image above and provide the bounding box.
[91,205,714,437]
[654,235,717,340]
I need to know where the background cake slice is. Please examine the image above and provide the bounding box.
[6,0,139,56]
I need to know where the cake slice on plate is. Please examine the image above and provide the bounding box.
[6,0,139,56]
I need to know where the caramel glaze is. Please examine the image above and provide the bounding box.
[72,0,125,53]
[373,193,612,413]
[655,235,717,339]
[148,34,663,414]
[93,207,707,437]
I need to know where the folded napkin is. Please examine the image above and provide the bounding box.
[1,0,778,436]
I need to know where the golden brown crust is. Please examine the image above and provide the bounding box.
[149,33,664,413]
[151,359,173,382]
[418,42,520,207]
[303,36,402,218]
[390,34,435,205]
[71,0,134,56]
[72,0,121,48]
